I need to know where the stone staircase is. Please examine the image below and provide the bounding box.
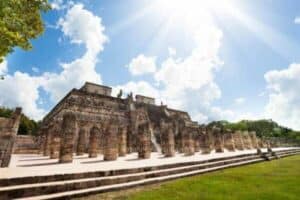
[0,148,299,200]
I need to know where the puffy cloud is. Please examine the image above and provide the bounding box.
[0,59,8,75]
[264,63,300,130]
[42,3,107,102]
[120,21,231,124]
[127,54,157,76]
[0,71,45,120]
[0,3,107,120]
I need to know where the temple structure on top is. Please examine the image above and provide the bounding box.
[38,82,262,163]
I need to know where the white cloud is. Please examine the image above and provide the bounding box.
[294,17,300,24]
[121,20,232,124]
[264,63,300,130]
[234,97,245,105]
[0,3,107,120]
[0,59,8,75]
[42,3,108,102]
[127,54,157,76]
[0,71,45,120]
[51,0,73,10]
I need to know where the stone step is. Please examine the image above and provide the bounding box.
[17,158,267,200]
[1,149,299,200]
[18,150,299,200]
[0,155,261,199]
[0,152,261,187]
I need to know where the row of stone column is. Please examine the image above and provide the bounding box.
[41,113,129,163]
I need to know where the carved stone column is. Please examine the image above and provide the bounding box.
[104,123,118,161]
[194,132,200,152]
[164,125,175,157]
[213,127,224,153]
[223,129,235,152]
[199,127,212,154]
[118,126,127,157]
[138,123,151,159]
[183,128,195,156]
[249,131,258,149]
[233,131,244,150]
[77,127,87,156]
[50,124,61,159]
[43,128,51,156]
[243,131,252,149]
[59,112,76,163]
[88,126,100,158]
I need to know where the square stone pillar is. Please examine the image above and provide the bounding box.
[138,123,151,159]
[199,128,213,154]
[43,129,51,156]
[50,124,61,159]
[59,112,76,163]
[223,129,235,152]
[213,127,224,153]
[243,131,253,149]
[233,131,244,150]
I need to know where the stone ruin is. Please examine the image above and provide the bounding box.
[0,108,22,167]
[32,82,262,163]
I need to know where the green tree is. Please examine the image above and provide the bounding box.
[0,0,50,62]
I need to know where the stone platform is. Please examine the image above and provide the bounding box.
[0,147,297,179]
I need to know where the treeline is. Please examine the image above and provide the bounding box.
[0,107,40,135]
[207,119,300,143]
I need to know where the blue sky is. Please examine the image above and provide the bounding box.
[1,0,300,130]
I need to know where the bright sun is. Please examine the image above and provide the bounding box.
[154,0,237,23]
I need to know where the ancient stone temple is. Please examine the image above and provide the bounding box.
[39,82,200,162]
[0,108,22,167]
[37,82,261,162]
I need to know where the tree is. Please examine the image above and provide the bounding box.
[0,0,50,62]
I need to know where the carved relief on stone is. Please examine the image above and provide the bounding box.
[242,131,253,149]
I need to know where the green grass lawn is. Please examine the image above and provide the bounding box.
[78,155,300,200]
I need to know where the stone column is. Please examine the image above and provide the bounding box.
[194,132,200,152]
[138,123,151,159]
[233,131,244,150]
[59,112,76,163]
[213,128,224,153]
[43,129,51,156]
[104,123,118,161]
[118,126,127,157]
[77,127,87,156]
[164,126,175,157]
[243,131,253,149]
[183,128,195,156]
[199,128,212,154]
[50,125,61,159]
[223,129,235,152]
[88,126,100,158]
[249,131,258,149]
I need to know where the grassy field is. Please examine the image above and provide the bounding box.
[77,155,300,200]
